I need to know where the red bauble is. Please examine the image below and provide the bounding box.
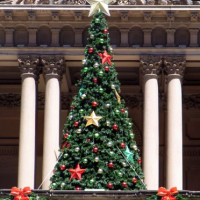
[93,78,98,83]
[75,186,81,190]
[113,124,118,130]
[64,133,69,138]
[108,162,114,168]
[107,182,113,189]
[93,147,98,153]
[138,159,142,164]
[60,165,66,171]
[132,177,137,184]
[120,109,125,113]
[104,66,110,72]
[74,121,79,127]
[88,47,94,53]
[72,105,76,109]
[122,182,127,187]
[103,29,108,34]
[120,142,126,148]
[87,138,91,142]
[92,101,98,107]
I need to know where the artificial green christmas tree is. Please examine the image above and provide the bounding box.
[50,1,146,190]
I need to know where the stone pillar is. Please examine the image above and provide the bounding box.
[28,28,37,47]
[120,28,129,47]
[143,29,152,47]
[51,28,60,47]
[166,29,175,47]
[189,29,199,47]
[74,28,83,47]
[42,56,65,189]
[18,56,40,188]
[164,56,185,190]
[5,28,14,47]
[141,55,161,190]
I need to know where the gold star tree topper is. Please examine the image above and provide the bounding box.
[87,0,114,17]
[84,111,102,127]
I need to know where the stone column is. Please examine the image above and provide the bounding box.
[18,56,40,188]
[189,29,199,47]
[166,29,175,47]
[51,28,60,47]
[42,56,65,189]
[28,28,37,47]
[143,29,152,47]
[141,56,161,190]
[164,56,185,190]
[120,28,129,47]
[5,28,14,47]
[74,28,83,47]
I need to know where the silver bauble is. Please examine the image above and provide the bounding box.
[94,156,99,162]
[111,84,115,89]
[106,121,111,126]
[93,62,99,68]
[107,141,113,147]
[122,162,127,167]
[75,147,80,152]
[76,129,82,134]
[98,168,103,174]
[82,59,86,64]
[105,103,111,108]
[81,94,86,99]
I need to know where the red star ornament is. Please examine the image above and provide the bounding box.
[98,50,112,65]
[68,163,86,181]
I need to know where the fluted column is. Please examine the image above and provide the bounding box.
[42,56,65,189]
[18,56,40,188]
[164,56,185,190]
[141,56,161,189]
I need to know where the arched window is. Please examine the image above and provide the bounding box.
[0,28,5,46]
[109,27,121,47]
[59,26,75,47]
[37,26,51,46]
[82,27,89,47]
[14,26,28,46]
[128,27,143,47]
[175,28,190,47]
[151,27,167,47]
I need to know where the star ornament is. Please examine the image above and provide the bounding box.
[87,0,113,17]
[124,146,134,164]
[84,111,102,127]
[68,163,86,181]
[98,50,112,65]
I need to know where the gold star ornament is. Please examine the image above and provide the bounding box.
[87,0,114,17]
[84,111,102,127]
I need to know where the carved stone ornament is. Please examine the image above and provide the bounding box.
[18,56,40,77]
[184,94,200,110]
[144,11,152,22]
[190,12,198,22]
[140,55,162,75]
[164,56,185,76]
[42,56,65,79]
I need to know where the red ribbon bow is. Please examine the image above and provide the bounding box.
[157,187,178,200]
[10,187,32,200]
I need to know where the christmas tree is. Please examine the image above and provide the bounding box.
[50,0,146,190]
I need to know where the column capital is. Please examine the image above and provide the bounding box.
[164,56,185,77]
[18,56,40,79]
[42,56,65,80]
[140,55,162,76]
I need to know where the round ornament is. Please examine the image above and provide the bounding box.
[72,105,76,109]
[76,129,82,134]
[133,145,138,150]
[88,47,94,53]
[115,110,120,115]
[98,168,103,174]
[109,151,114,156]
[81,94,86,99]
[63,153,69,158]
[120,142,126,148]
[93,78,98,83]
[95,18,100,23]
[108,162,114,168]
[105,103,111,108]
[122,182,127,187]
[94,157,99,162]
[64,133,69,138]
[107,182,113,189]
[61,182,66,188]
[92,101,98,107]
[113,124,118,130]
[120,109,125,113]
[128,122,132,128]
[83,158,88,164]
[94,133,99,138]
[74,121,79,127]
[98,71,104,77]
[87,138,91,142]
[93,147,98,153]
[90,179,95,184]
[51,183,57,189]
[90,34,94,39]
[94,62,99,68]
[99,38,104,44]
[99,88,104,93]
[83,67,88,73]
[69,115,73,120]
[106,121,111,126]
[60,165,66,171]
[132,177,137,184]
[117,171,122,177]
[75,186,81,190]
[104,66,109,72]
[79,109,84,114]
[82,59,86,64]
[109,47,113,53]
[138,159,142,164]
[122,162,127,167]
[75,147,80,152]
[129,133,134,139]
[107,141,113,147]
[103,29,108,34]
[111,84,115,89]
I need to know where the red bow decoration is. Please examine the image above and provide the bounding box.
[10,187,32,200]
[157,187,178,200]
[98,50,112,65]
